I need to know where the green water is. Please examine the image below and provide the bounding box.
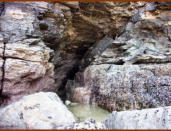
[68,103,110,122]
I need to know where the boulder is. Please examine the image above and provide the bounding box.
[103,106,171,129]
[69,64,171,111]
[0,92,75,129]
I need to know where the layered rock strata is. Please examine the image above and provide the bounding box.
[0,2,56,105]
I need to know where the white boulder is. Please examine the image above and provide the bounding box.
[103,106,171,129]
[0,92,75,129]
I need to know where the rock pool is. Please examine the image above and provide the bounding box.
[68,103,110,122]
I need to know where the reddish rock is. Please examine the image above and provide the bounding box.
[72,87,91,104]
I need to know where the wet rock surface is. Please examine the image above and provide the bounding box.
[103,106,171,129]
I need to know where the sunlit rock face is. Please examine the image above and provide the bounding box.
[0,92,75,129]
[103,106,171,129]
[1,43,54,105]
[0,2,57,105]
[67,2,171,111]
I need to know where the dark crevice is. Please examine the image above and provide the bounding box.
[58,63,80,101]
[57,37,116,100]
[1,56,43,63]
[0,42,6,95]
[0,3,10,106]
[133,60,171,65]
[0,41,9,105]
[57,42,94,101]
[0,2,5,16]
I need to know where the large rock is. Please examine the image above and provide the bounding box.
[68,64,171,111]
[0,42,54,105]
[0,92,75,129]
[93,2,171,65]
[0,2,57,105]
[0,2,63,44]
[66,2,171,111]
[103,106,171,129]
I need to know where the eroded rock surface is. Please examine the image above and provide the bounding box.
[0,92,75,129]
[0,1,170,130]
[0,2,57,105]
[0,43,54,105]
[0,2,147,101]
[103,106,171,129]
[52,2,146,97]
[71,64,171,111]
[94,3,171,65]
[67,2,171,111]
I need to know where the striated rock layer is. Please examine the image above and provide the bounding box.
[0,2,56,105]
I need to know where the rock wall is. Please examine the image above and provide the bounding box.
[53,2,146,98]
[0,2,57,105]
[70,64,171,111]
[0,1,171,111]
[0,2,147,103]
[0,1,171,130]
[67,2,171,111]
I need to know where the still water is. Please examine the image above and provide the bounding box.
[68,103,110,122]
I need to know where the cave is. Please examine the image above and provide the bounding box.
[0,1,171,130]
